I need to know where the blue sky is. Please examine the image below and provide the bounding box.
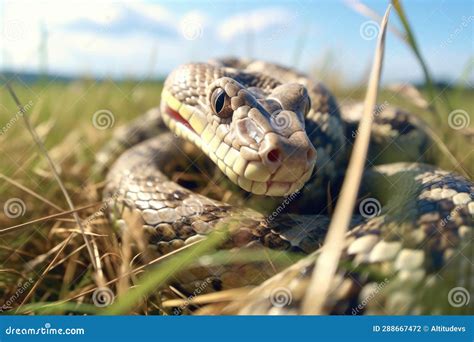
[0,0,472,85]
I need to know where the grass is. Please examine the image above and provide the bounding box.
[0,2,473,314]
[0,78,300,314]
[304,4,391,314]
[0,73,472,315]
[0,79,166,314]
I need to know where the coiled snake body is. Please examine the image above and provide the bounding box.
[99,58,473,315]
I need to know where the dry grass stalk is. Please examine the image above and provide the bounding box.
[0,202,101,235]
[302,4,392,315]
[2,78,104,285]
[162,287,252,307]
[0,172,64,211]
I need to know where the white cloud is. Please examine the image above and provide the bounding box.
[127,2,174,25]
[179,10,208,40]
[0,0,209,74]
[2,0,122,28]
[217,7,290,41]
[63,2,177,37]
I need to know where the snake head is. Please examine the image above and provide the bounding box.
[161,63,317,196]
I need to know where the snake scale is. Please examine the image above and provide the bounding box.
[98,58,473,315]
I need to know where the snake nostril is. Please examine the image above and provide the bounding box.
[267,148,281,163]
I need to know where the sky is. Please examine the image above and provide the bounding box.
[0,0,473,85]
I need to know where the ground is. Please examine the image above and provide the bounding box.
[0,76,472,314]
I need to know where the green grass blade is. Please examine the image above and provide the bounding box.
[391,0,452,119]
[103,228,229,315]
[12,302,99,315]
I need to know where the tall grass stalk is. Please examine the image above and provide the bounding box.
[302,4,392,315]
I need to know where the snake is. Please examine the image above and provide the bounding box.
[98,58,473,315]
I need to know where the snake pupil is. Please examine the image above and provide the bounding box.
[211,87,233,118]
[215,90,225,114]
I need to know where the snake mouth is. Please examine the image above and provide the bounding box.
[161,90,315,197]
[164,105,195,134]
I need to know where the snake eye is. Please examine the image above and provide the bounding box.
[211,88,232,118]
